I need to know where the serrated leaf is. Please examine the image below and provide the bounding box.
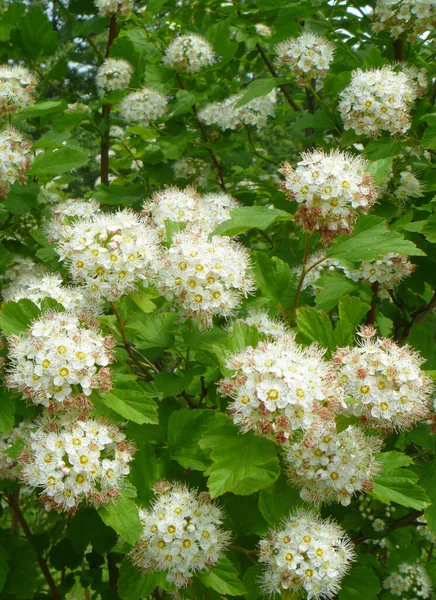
[0,299,40,335]
[258,474,303,526]
[363,138,403,160]
[366,157,394,185]
[98,495,142,545]
[198,557,246,596]
[212,206,292,237]
[168,409,216,471]
[338,565,380,600]
[421,126,436,151]
[338,295,371,327]
[421,214,436,243]
[372,468,430,510]
[376,451,412,469]
[124,312,177,350]
[0,389,15,434]
[252,251,296,312]
[100,382,158,425]
[67,508,117,554]
[16,100,66,119]
[29,147,89,175]
[315,272,363,312]
[118,559,163,600]
[3,537,38,600]
[296,306,335,353]
[234,78,282,108]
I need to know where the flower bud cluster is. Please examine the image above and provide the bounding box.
[96,58,133,93]
[163,34,218,72]
[255,23,272,37]
[259,509,355,599]
[373,0,436,41]
[333,327,432,431]
[156,229,255,329]
[339,66,418,137]
[56,210,160,301]
[94,0,133,16]
[0,65,37,116]
[219,333,344,445]
[20,415,134,512]
[198,90,276,131]
[280,149,377,243]
[131,481,230,588]
[172,157,212,188]
[275,32,335,81]
[119,88,168,126]
[285,423,383,506]
[6,311,115,407]
[143,186,239,238]
[0,127,33,198]
[383,562,433,598]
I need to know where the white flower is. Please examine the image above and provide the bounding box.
[96,58,133,93]
[285,424,383,506]
[280,149,378,243]
[131,482,230,588]
[6,311,114,407]
[394,169,424,201]
[1,256,48,299]
[339,66,419,137]
[333,326,432,432]
[372,518,385,532]
[227,309,289,341]
[45,198,102,243]
[219,333,344,445]
[3,273,103,316]
[55,210,160,302]
[163,34,218,72]
[0,127,33,198]
[346,253,415,290]
[94,0,133,16]
[384,562,433,598]
[275,32,335,81]
[0,65,37,117]
[172,157,212,188]
[156,229,255,329]
[198,90,276,131]
[373,0,436,40]
[119,88,168,126]
[259,509,355,599]
[143,186,240,239]
[20,415,134,513]
[0,421,33,480]
[255,23,272,37]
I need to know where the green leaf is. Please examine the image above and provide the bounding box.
[11,6,58,59]
[198,557,246,596]
[338,295,371,327]
[0,389,15,434]
[296,306,335,353]
[212,206,292,237]
[372,467,430,510]
[258,474,303,526]
[363,138,403,160]
[414,461,436,534]
[421,126,436,151]
[0,545,10,594]
[16,100,66,120]
[366,157,394,186]
[29,147,89,175]
[252,251,296,312]
[234,78,282,108]
[168,409,216,471]
[421,214,436,243]
[3,538,38,600]
[98,495,143,546]
[200,415,280,497]
[376,451,412,469]
[338,565,380,600]
[128,439,161,506]
[67,508,117,554]
[327,216,425,267]
[170,90,197,117]
[242,566,263,600]
[118,559,163,600]
[100,382,158,425]
[0,299,40,335]
[315,272,364,312]
[124,312,177,350]
[333,319,355,348]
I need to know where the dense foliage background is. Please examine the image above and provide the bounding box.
[1,0,436,599]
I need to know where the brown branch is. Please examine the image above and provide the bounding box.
[305,79,316,148]
[366,282,379,326]
[256,43,299,111]
[6,492,62,599]
[100,15,119,186]
[394,38,405,62]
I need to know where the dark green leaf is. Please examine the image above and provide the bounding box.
[0,299,40,335]
[98,495,143,546]
[198,557,246,596]
[212,206,292,237]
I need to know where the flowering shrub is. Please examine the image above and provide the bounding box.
[0,1,435,599]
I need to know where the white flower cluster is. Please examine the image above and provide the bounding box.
[333,327,432,432]
[163,34,217,72]
[280,149,377,243]
[56,210,160,302]
[1,256,47,299]
[373,0,436,40]
[255,23,272,37]
[227,309,288,341]
[297,252,341,294]
[0,65,37,117]
[119,88,168,126]
[131,481,230,588]
[96,58,133,93]
[394,170,424,201]
[198,90,276,131]
[143,186,240,238]
[94,0,133,16]
[285,424,383,506]
[172,157,212,188]
[0,127,33,198]
[2,273,103,316]
[383,562,433,598]
[339,67,418,137]
[275,32,335,81]
[0,421,32,480]
[219,334,344,445]
[157,229,254,329]
[20,416,134,512]
[259,509,355,599]
[6,311,114,407]
[45,198,102,242]
[346,253,415,290]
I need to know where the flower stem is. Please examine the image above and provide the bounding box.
[289,235,311,320]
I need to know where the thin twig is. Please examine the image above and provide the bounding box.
[353,510,423,545]
[289,236,311,319]
[256,43,299,111]
[398,290,436,342]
